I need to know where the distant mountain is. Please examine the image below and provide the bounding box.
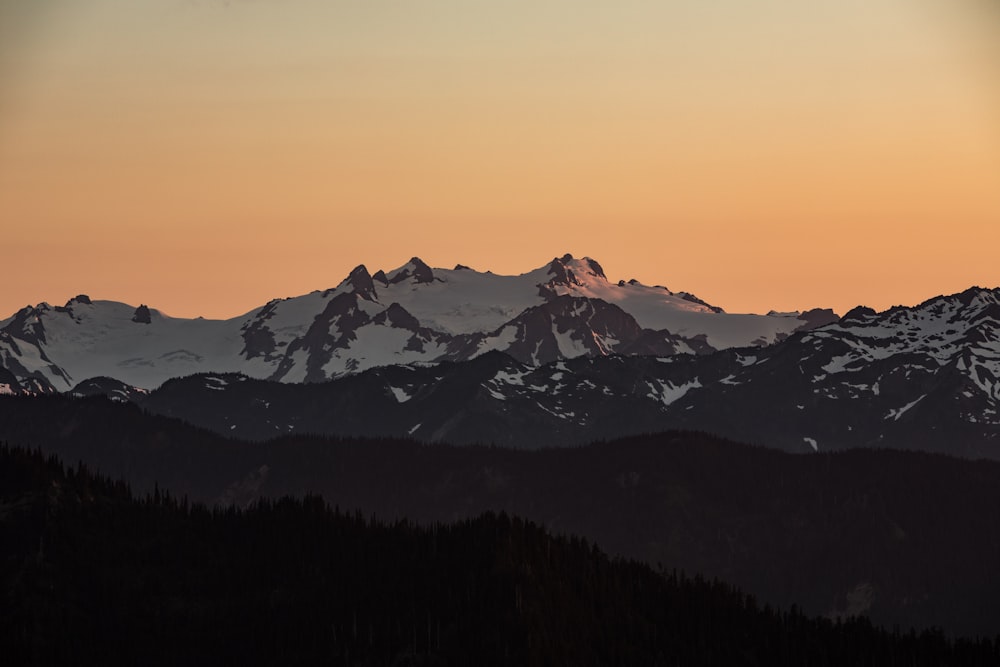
[68,287,1000,459]
[0,254,834,391]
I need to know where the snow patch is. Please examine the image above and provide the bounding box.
[885,395,925,421]
[647,378,703,406]
[493,369,527,386]
[389,386,412,403]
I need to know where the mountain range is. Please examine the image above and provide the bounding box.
[3,254,999,460]
[0,254,835,392]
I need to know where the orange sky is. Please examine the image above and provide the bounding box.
[2,0,999,319]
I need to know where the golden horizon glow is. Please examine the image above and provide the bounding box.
[2,0,999,320]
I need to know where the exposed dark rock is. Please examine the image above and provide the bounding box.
[240,300,280,361]
[675,292,725,313]
[584,258,606,279]
[545,255,578,287]
[342,265,377,301]
[373,302,421,330]
[841,306,877,324]
[4,306,48,345]
[388,257,434,285]
[0,365,25,393]
[271,292,372,383]
[132,305,152,324]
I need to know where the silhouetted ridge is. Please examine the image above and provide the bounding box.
[2,395,1000,636]
[3,443,997,666]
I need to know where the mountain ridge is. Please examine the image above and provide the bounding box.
[0,254,836,391]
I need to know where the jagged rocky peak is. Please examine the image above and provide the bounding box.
[132,305,152,324]
[66,294,92,306]
[10,303,48,322]
[894,287,1000,332]
[340,265,377,301]
[5,305,48,344]
[546,253,607,287]
[834,288,1000,329]
[676,292,725,314]
[8,305,36,323]
[797,308,839,329]
[945,286,1000,312]
[387,257,435,285]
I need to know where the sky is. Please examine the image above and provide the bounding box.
[2,0,999,319]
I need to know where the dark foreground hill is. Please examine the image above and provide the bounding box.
[2,395,1000,636]
[3,446,997,666]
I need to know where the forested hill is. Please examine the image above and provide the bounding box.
[2,445,997,666]
[3,395,1000,636]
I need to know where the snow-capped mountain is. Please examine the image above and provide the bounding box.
[0,254,835,391]
[92,287,1000,459]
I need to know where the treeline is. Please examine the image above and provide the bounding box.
[2,445,997,666]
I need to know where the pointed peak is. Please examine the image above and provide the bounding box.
[387,257,435,285]
[545,254,607,288]
[66,294,92,307]
[12,305,36,318]
[339,265,378,301]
